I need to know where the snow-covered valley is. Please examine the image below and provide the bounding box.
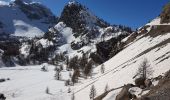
[0,0,170,100]
[1,25,170,100]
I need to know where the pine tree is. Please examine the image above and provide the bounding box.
[72,69,80,84]
[84,60,93,78]
[69,56,79,70]
[55,69,61,80]
[66,56,70,71]
[71,92,75,100]
[136,58,153,79]
[45,87,49,94]
[80,53,88,69]
[89,85,96,100]
[100,64,105,74]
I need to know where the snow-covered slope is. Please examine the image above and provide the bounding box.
[1,1,170,100]
[73,19,170,100]
[146,17,170,25]
[0,0,57,37]
[1,17,170,100]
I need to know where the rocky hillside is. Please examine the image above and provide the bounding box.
[58,1,131,50]
[75,6,170,100]
[160,2,170,24]
[0,0,59,67]
[59,1,109,37]
[0,1,132,67]
[139,70,170,100]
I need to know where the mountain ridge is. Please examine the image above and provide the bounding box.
[0,1,170,100]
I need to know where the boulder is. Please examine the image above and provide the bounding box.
[116,84,135,100]
[135,77,146,89]
[144,79,152,88]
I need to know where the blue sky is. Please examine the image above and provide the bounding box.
[36,0,169,29]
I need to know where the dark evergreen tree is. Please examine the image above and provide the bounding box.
[72,69,80,84]
[79,53,88,69]
[84,60,93,78]
[69,56,79,70]
[100,64,105,74]
[89,85,96,100]
[45,87,49,94]
[54,67,61,80]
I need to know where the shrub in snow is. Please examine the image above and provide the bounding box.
[45,87,49,94]
[68,87,71,93]
[41,65,48,72]
[0,93,6,100]
[104,84,109,93]
[6,78,10,80]
[0,79,6,83]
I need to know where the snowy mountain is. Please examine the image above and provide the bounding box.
[0,0,57,37]
[0,1,170,100]
[15,1,132,66]
[58,1,131,50]
[50,1,131,59]
[0,11,170,100]
[72,5,170,99]
[73,16,170,100]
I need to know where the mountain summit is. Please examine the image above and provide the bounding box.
[59,1,109,37]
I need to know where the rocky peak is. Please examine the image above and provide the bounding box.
[59,1,109,37]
